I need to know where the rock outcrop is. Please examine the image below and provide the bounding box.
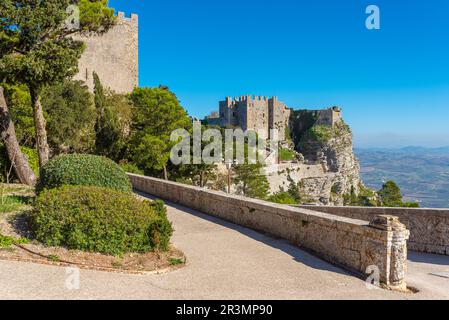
[299,121,361,205]
[267,114,363,206]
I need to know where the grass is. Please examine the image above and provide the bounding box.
[0,195,31,213]
[169,258,184,266]
[0,183,34,213]
[0,233,29,248]
[47,254,60,262]
[0,234,14,248]
[279,148,296,162]
[111,261,123,269]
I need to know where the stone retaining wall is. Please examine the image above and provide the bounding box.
[299,206,449,256]
[128,174,410,290]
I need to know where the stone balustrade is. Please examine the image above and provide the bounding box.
[299,205,449,256]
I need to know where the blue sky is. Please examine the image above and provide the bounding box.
[109,0,449,148]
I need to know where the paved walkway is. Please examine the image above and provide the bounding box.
[0,193,448,299]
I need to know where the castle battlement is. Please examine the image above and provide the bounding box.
[217,95,343,141]
[226,95,276,106]
[219,95,291,140]
[117,11,139,24]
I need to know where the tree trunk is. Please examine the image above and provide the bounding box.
[163,165,168,180]
[29,87,50,167]
[0,86,37,186]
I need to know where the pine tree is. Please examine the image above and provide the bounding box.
[233,162,269,199]
[0,0,115,166]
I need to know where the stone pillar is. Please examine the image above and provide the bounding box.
[369,215,410,291]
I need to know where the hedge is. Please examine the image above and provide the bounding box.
[36,154,132,193]
[31,185,173,255]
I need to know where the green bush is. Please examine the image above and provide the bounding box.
[21,147,39,175]
[268,192,298,205]
[302,125,333,144]
[31,186,173,255]
[279,148,296,162]
[148,199,173,251]
[36,154,132,193]
[119,160,144,175]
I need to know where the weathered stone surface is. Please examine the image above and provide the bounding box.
[265,114,363,206]
[300,205,449,256]
[73,12,138,93]
[129,174,409,289]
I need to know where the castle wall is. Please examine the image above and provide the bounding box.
[218,95,288,140]
[72,12,138,93]
[269,97,291,141]
[316,108,342,126]
[217,97,340,142]
[247,96,269,139]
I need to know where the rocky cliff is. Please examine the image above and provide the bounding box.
[267,113,363,206]
[297,121,362,205]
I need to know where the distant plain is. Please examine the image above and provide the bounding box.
[356,147,449,208]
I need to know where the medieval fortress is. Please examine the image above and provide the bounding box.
[73,12,139,93]
[71,11,359,206]
[215,95,342,141]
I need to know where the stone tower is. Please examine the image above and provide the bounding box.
[73,12,139,93]
[219,95,291,140]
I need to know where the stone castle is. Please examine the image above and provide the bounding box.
[73,12,139,93]
[211,95,342,141]
[218,96,291,140]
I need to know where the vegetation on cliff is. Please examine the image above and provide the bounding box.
[301,121,351,145]
[344,180,419,208]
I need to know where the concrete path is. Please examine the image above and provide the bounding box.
[0,193,448,300]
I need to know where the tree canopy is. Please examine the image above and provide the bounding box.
[0,0,116,167]
[129,86,191,178]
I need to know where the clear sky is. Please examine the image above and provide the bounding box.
[109,0,449,148]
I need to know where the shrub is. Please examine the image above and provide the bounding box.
[268,192,298,205]
[119,160,144,175]
[21,146,40,175]
[31,186,173,255]
[148,200,173,251]
[302,125,333,144]
[36,154,132,193]
[279,148,296,162]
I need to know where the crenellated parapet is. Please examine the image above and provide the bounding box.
[218,95,291,140]
[117,11,139,25]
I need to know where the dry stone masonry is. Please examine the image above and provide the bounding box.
[300,205,449,256]
[73,12,138,93]
[218,95,292,141]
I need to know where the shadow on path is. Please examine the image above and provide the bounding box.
[408,251,449,266]
[136,190,351,278]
